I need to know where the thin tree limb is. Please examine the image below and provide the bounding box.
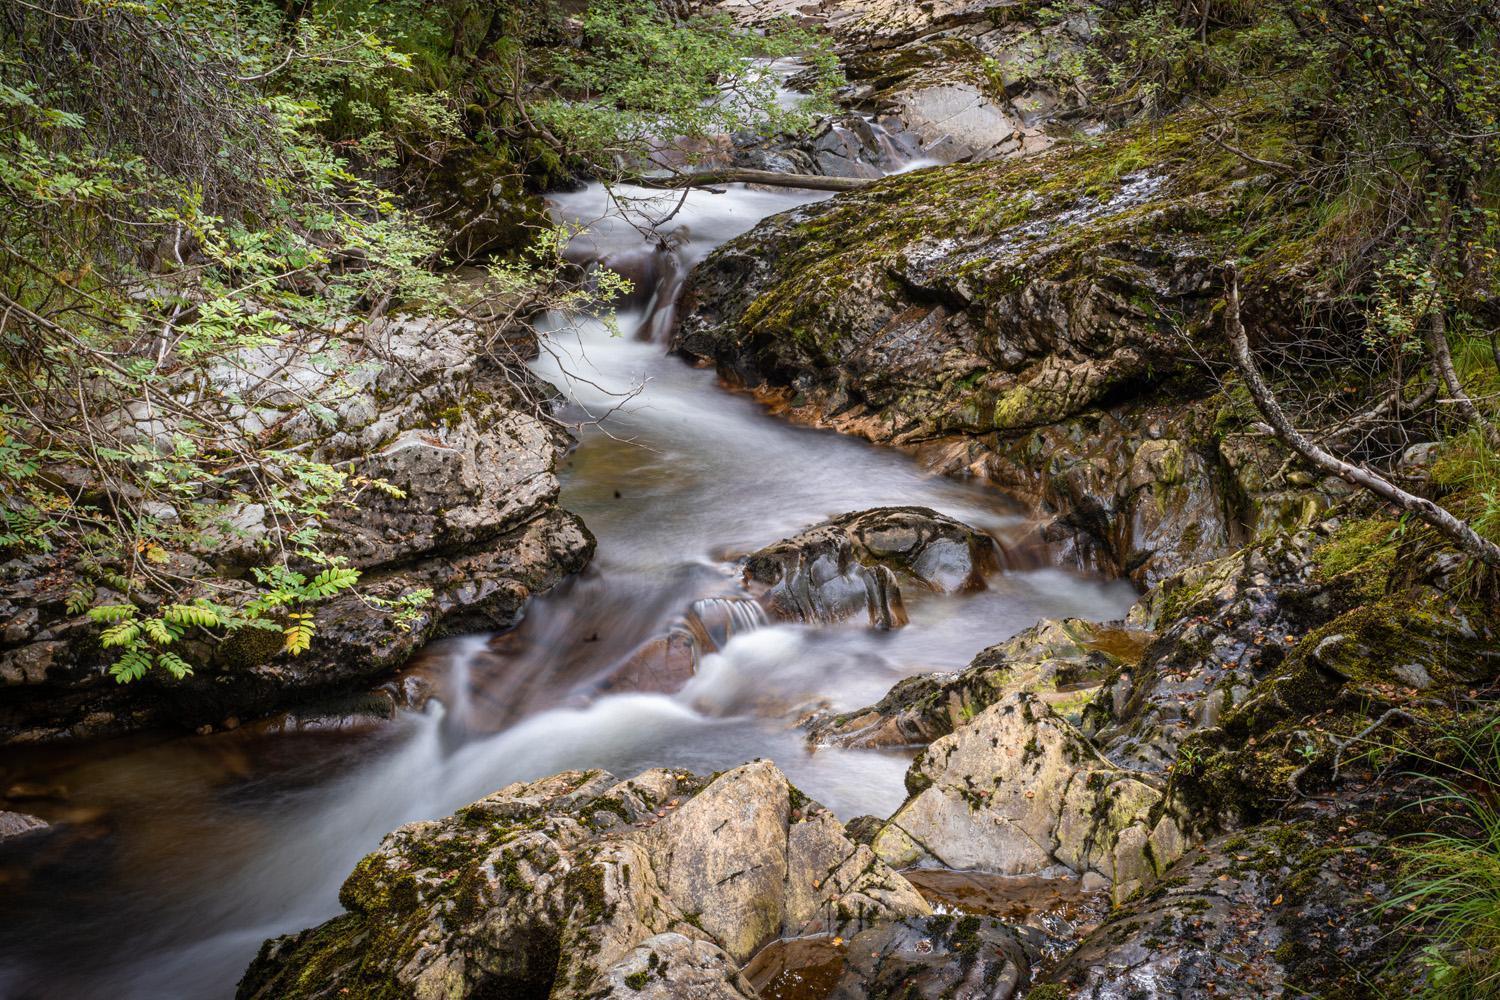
[1223,262,1500,568]
[630,168,873,192]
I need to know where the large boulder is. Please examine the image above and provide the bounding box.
[0,315,594,744]
[871,693,1176,903]
[744,506,1000,628]
[675,102,1331,585]
[238,761,934,1000]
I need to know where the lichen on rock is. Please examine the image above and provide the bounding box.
[238,761,933,1000]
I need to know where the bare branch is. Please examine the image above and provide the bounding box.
[1223,262,1500,568]
[630,168,872,193]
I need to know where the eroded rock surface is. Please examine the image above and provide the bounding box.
[239,761,933,1000]
[0,316,594,744]
[870,693,1173,903]
[744,506,999,628]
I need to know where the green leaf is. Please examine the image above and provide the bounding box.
[88,604,138,623]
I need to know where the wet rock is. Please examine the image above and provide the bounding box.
[676,102,1329,585]
[0,810,48,844]
[829,914,1037,999]
[1080,529,1329,774]
[597,596,768,696]
[745,506,998,628]
[731,112,913,180]
[871,692,1171,903]
[1040,819,1402,998]
[238,761,932,1000]
[599,632,700,696]
[805,617,1153,748]
[1,314,595,744]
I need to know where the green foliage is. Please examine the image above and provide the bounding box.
[0,0,450,679]
[1433,432,1500,559]
[0,0,825,682]
[1383,712,1500,997]
[532,0,841,174]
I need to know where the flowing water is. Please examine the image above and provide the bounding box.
[0,178,1135,998]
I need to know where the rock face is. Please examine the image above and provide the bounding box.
[676,103,1332,585]
[0,316,594,744]
[805,616,1154,748]
[239,761,934,1000]
[870,693,1174,903]
[744,506,999,628]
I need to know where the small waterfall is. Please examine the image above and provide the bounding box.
[683,595,769,653]
[638,246,688,344]
[436,633,490,747]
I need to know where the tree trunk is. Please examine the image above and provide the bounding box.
[1427,307,1500,449]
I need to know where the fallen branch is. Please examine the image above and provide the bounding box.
[630,168,874,193]
[1286,709,1421,798]
[1223,262,1500,568]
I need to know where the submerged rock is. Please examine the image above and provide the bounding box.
[238,761,934,1000]
[744,506,999,628]
[598,596,769,697]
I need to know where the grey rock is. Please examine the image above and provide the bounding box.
[745,506,998,628]
[238,761,932,999]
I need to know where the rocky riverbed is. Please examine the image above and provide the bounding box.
[3,2,1496,999]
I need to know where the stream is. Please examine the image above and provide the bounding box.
[0,170,1135,999]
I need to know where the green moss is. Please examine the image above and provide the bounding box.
[729,100,1295,364]
[1025,984,1072,999]
[565,860,615,927]
[218,621,287,669]
[1312,516,1400,596]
